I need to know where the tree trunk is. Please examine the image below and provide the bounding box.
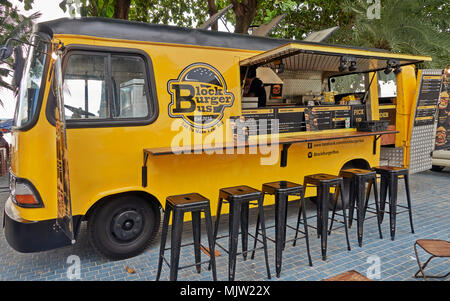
[207,0,218,31]
[231,0,258,34]
[114,0,131,20]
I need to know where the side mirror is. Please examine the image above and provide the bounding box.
[12,47,25,88]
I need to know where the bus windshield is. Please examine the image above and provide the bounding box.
[14,36,47,128]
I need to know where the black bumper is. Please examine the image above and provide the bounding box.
[3,197,82,253]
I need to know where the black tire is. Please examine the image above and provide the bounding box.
[431,165,445,172]
[87,194,160,260]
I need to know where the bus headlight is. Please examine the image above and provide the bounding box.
[9,171,44,208]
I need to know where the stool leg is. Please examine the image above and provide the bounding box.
[156,206,171,281]
[228,199,241,281]
[169,209,184,281]
[240,201,249,261]
[356,177,365,247]
[300,190,313,267]
[363,179,372,221]
[371,178,383,239]
[328,188,339,235]
[338,183,352,252]
[251,192,265,260]
[379,175,388,224]
[275,192,287,277]
[256,195,272,279]
[212,197,223,247]
[320,184,330,260]
[293,194,302,246]
[191,210,202,273]
[209,197,223,271]
[404,174,415,234]
[348,178,356,229]
[204,206,217,281]
[388,175,398,241]
[316,186,323,238]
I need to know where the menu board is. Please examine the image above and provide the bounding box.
[435,70,449,150]
[235,105,366,136]
[305,107,332,131]
[332,106,352,129]
[277,107,305,133]
[414,75,442,126]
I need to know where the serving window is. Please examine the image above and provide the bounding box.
[238,42,424,135]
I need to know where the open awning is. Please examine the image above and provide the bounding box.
[240,42,432,75]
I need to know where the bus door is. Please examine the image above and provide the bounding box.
[53,51,75,244]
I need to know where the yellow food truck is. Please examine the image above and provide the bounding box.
[3,17,437,259]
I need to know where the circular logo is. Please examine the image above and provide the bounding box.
[168,63,235,129]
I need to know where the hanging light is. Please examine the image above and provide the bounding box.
[339,56,348,72]
[275,61,284,74]
[349,60,358,72]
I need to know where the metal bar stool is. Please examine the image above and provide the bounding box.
[372,166,415,241]
[212,185,271,281]
[251,181,312,278]
[156,193,216,281]
[337,168,383,247]
[304,173,351,261]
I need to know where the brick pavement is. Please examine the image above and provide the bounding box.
[0,169,449,281]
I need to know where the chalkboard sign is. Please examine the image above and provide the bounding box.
[414,75,442,126]
[277,107,305,133]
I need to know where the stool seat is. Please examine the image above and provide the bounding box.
[304,173,343,185]
[213,185,271,281]
[373,166,414,240]
[338,168,383,247]
[254,180,312,277]
[219,185,261,200]
[156,193,216,281]
[340,168,376,178]
[262,181,303,194]
[167,193,210,208]
[304,173,351,260]
[372,166,408,175]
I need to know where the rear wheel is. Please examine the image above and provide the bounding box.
[87,195,160,260]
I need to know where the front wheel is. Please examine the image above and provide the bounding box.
[87,195,160,260]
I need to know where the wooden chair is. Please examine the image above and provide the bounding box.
[324,270,372,281]
[413,239,450,280]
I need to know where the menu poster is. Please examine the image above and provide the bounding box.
[304,107,319,131]
[435,69,450,150]
[414,75,442,126]
[270,84,283,99]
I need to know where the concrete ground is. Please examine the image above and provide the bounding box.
[0,169,449,281]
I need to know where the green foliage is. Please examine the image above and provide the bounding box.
[0,0,40,95]
[332,0,450,69]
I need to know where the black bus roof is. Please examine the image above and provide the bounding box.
[36,17,390,53]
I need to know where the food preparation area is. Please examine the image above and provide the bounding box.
[0,170,448,281]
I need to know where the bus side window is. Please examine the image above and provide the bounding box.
[63,54,107,119]
[111,55,148,118]
[62,52,151,121]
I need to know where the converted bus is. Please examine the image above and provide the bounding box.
[3,18,438,259]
